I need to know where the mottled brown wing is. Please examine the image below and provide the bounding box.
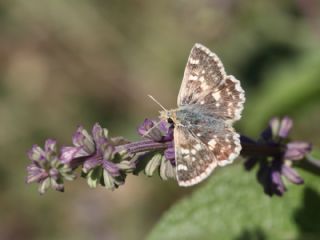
[174,125,218,186]
[177,43,245,121]
[177,43,226,107]
[189,124,241,167]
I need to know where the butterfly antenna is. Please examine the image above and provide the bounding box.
[148,95,168,112]
[144,95,167,138]
[142,120,162,138]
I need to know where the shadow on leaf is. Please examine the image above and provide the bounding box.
[234,228,266,240]
[294,187,320,240]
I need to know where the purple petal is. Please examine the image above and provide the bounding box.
[164,147,175,162]
[45,139,57,153]
[27,145,46,162]
[92,123,107,143]
[103,160,120,177]
[158,120,173,140]
[72,126,95,154]
[137,119,164,141]
[83,156,102,173]
[102,145,114,161]
[281,165,304,184]
[95,137,112,156]
[269,117,280,138]
[72,126,84,146]
[271,170,286,196]
[49,168,60,181]
[60,146,90,164]
[284,141,312,160]
[26,164,48,183]
[278,116,293,138]
[137,119,154,136]
[158,120,170,133]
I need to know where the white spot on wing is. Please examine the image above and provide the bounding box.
[177,158,217,187]
[194,144,202,150]
[201,83,209,90]
[189,58,199,64]
[208,139,216,148]
[177,164,188,171]
[181,149,190,155]
[189,75,198,81]
[212,92,221,100]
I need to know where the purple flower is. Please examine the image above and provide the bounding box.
[243,117,311,196]
[26,139,75,194]
[60,125,98,165]
[138,119,173,143]
[61,123,135,190]
[136,119,176,180]
[138,118,175,161]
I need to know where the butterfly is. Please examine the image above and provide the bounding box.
[159,43,245,186]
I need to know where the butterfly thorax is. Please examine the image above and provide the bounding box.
[160,106,225,133]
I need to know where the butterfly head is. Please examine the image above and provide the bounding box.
[147,95,177,124]
[159,110,176,124]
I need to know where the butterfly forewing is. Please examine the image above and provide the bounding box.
[177,44,226,107]
[174,125,218,186]
[177,44,245,122]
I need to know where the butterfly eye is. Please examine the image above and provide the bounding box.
[167,118,174,124]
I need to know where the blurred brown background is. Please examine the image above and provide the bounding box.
[0,0,320,239]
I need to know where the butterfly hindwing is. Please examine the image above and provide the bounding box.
[189,125,241,167]
[174,125,217,186]
[201,75,245,121]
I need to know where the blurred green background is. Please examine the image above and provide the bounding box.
[0,0,320,239]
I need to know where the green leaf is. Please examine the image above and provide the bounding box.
[243,51,320,135]
[310,149,320,160]
[298,151,320,177]
[147,164,320,240]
